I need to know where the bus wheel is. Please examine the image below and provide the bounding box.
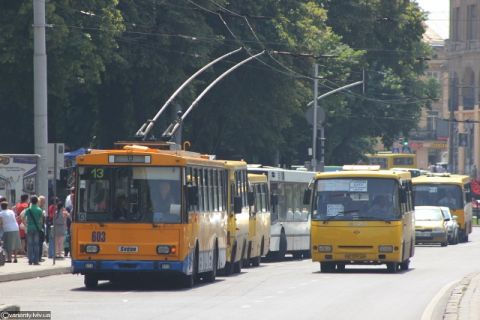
[84,274,98,289]
[303,250,311,259]
[320,262,335,273]
[399,259,410,271]
[336,263,345,272]
[204,247,218,283]
[234,243,245,274]
[386,262,399,273]
[182,248,198,288]
[243,242,252,268]
[441,241,448,247]
[278,230,287,260]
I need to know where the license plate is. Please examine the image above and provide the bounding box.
[118,246,138,253]
[418,232,431,237]
[345,253,366,260]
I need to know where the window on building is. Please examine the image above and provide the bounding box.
[467,5,477,43]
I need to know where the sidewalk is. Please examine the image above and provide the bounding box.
[0,255,71,283]
[442,272,480,320]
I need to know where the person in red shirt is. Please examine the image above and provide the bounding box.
[14,194,29,254]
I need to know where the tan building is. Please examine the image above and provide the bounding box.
[409,26,449,170]
[446,0,480,176]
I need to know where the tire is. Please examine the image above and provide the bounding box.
[278,231,287,260]
[251,238,264,267]
[399,259,410,271]
[303,250,311,259]
[204,247,218,283]
[336,263,345,272]
[320,262,335,273]
[84,274,98,289]
[182,247,198,288]
[234,243,245,274]
[386,262,398,273]
[243,242,252,268]
[292,252,303,260]
[222,244,236,276]
[252,255,261,267]
[441,241,448,247]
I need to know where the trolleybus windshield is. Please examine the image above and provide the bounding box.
[76,166,181,223]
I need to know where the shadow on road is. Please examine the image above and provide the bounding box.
[71,274,226,292]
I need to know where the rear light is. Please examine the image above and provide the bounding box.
[156,245,176,254]
[85,244,100,254]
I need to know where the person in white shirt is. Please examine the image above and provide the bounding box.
[0,200,22,263]
[65,187,74,213]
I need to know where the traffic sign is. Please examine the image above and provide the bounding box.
[305,106,325,126]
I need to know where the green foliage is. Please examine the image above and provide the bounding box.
[321,0,434,164]
[0,0,437,169]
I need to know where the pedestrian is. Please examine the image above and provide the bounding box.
[54,201,70,258]
[0,200,22,263]
[47,197,57,259]
[64,228,71,257]
[37,195,47,262]
[14,194,29,254]
[65,187,74,213]
[23,196,43,265]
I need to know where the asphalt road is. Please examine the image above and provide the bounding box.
[2,229,480,320]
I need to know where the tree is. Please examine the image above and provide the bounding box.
[0,0,123,152]
[320,0,437,164]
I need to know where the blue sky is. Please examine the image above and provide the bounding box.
[416,0,450,39]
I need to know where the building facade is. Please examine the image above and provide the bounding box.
[409,26,449,170]
[446,0,480,177]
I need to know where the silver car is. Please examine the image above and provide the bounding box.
[440,206,460,245]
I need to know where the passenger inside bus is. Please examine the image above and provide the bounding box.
[439,190,458,209]
[114,194,130,220]
[152,181,180,223]
[368,195,392,218]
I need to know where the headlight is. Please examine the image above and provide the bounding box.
[85,244,100,254]
[156,245,176,254]
[378,245,393,253]
[317,245,332,253]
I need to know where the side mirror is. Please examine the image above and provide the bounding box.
[247,191,255,207]
[234,196,243,214]
[303,189,312,205]
[187,185,199,207]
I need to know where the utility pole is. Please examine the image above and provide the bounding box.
[312,64,319,172]
[33,0,49,201]
[309,69,363,172]
[448,98,455,173]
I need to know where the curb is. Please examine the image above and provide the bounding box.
[0,305,20,312]
[443,273,478,320]
[0,267,71,283]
